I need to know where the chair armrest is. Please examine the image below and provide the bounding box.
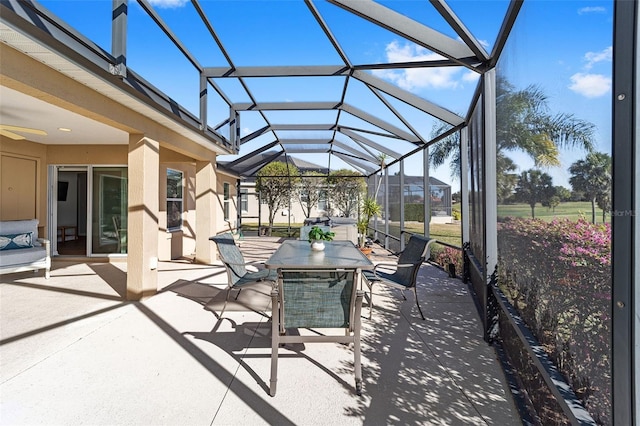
[373,262,415,272]
[224,260,262,267]
[223,260,267,272]
[37,238,50,257]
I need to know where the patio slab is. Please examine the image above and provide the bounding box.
[0,238,519,425]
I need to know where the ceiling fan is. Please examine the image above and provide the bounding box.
[0,124,47,140]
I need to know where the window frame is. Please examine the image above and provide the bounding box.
[166,168,183,232]
[223,182,231,221]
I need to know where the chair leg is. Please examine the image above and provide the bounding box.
[218,286,233,318]
[413,287,425,320]
[270,289,279,396]
[354,291,363,395]
[368,281,375,319]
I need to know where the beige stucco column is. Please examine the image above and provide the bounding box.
[127,134,159,300]
[195,160,216,264]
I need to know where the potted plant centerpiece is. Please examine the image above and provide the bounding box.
[307,225,335,251]
[357,196,381,255]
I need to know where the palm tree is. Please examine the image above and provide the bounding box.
[495,77,594,167]
[515,169,554,218]
[497,154,518,203]
[569,152,612,223]
[429,76,595,187]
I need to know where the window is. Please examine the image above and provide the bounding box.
[318,190,327,211]
[240,188,248,213]
[167,169,183,231]
[223,182,230,221]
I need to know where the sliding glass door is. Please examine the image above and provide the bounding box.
[91,167,128,254]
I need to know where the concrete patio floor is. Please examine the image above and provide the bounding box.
[0,237,519,425]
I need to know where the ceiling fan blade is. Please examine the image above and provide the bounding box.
[0,124,47,136]
[0,129,26,140]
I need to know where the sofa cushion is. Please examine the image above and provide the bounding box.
[0,246,47,267]
[0,219,41,247]
[0,232,34,250]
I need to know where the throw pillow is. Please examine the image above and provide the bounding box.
[0,232,34,250]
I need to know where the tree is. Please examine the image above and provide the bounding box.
[429,76,595,182]
[554,186,572,202]
[297,171,326,218]
[256,161,300,235]
[514,169,554,218]
[497,154,518,203]
[596,190,611,223]
[327,169,366,217]
[569,152,612,223]
[495,77,594,167]
[546,195,561,212]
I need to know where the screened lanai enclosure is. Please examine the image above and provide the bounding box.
[1,0,637,424]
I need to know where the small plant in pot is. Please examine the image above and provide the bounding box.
[358,196,382,252]
[307,226,335,251]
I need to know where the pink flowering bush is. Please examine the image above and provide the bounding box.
[435,246,463,276]
[498,217,611,424]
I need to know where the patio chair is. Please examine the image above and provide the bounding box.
[362,235,435,320]
[210,233,278,318]
[269,269,364,396]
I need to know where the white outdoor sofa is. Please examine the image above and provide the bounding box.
[0,219,51,279]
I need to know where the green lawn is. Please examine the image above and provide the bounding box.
[241,223,303,237]
[455,201,608,223]
[383,222,462,248]
[497,201,608,223]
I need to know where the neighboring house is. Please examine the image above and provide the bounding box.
[221,153,330,226]
[0,5,237,299]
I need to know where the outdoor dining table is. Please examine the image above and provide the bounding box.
[265,239,374,274]
[264,239,374,396]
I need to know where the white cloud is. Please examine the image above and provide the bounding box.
[578,6,606,15]
[241,127,252,136]
[568,73,611,98]
[148,0,188,8]
[462,70,480,83]
[584,46,612,69]
[372,41,465,91]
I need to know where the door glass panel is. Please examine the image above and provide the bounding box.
[92,167,128,254]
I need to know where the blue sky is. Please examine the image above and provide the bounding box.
[38,0,613,189]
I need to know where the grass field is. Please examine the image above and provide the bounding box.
[454,201,608,223]
[497,201,608,223]
[383,222,462,247]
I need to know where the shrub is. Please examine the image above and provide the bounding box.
[497,217,611,423]
[435,246,463,276]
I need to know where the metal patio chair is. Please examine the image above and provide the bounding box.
[363,235,435,320]
[269,269,364,396]
[210,232,277,318]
